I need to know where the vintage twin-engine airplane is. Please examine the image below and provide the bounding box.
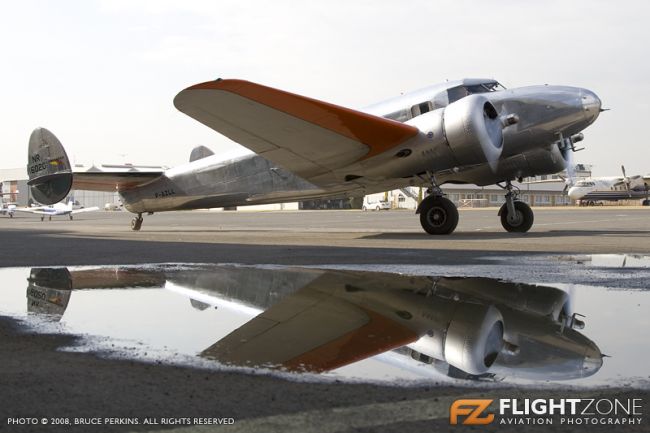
[568,166,650,205]
[27,77,602,234]
[26,265,602,381]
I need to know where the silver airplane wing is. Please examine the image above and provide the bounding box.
[173,79,419,185]
[201,285,419,372]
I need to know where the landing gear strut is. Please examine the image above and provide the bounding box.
[498,181,534,232]
[417,175,459,235]
[131,213,143,231]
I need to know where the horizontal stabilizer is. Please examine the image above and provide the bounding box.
[27,128,164,198]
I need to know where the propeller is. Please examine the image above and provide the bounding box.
[556,175,570,194]
[621,165,631,197]
[564,148,576,191]
[558,136,577,193]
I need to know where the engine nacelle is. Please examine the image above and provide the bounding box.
[443,94,504,170]
[445,303,504,374]
[408,303,504,375]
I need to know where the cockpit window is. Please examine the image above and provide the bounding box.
[465,82,506,94]
[447,82,505,104]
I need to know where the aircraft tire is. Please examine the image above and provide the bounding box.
[131,217,143,231]
[499,201,534,233]
[419,196,459,235]
[642,199,650,206]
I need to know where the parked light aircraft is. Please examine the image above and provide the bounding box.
[15,197,99,221]
[0,191,18,217]
[1,195,15,218]
[567,166,650,205]
[26,265,601,381]
[27,78,602,234]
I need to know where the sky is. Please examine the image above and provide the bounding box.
[0,0,649,176]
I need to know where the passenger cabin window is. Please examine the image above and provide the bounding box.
[410,101,433,118]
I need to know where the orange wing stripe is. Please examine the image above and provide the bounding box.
[188,79,419,159]
[282,309,418,372]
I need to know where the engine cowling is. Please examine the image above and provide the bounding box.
[443,94,504,170]
[444,303,504,375]
[407,302,504,375]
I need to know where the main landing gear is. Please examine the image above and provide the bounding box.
[497,181,534,233]
[418,194,459,235]
[131,213,143,231]
[416,176,534,235]
[416,179,459,235]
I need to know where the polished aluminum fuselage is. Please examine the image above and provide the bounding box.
[122,80,601,213]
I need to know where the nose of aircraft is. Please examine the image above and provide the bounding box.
[567,186,580,200]
[582,344,604,377]
[581,89,602,123]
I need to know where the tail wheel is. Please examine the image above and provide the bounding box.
[499,201,534,232]
[131,215,143,231]
[419,196,459,235]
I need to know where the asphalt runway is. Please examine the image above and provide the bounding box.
[1,207,649,432]
[1,207,650,268]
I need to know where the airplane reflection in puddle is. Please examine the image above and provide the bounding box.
[25,265,602,382]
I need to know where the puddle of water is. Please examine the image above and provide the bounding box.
[560,254,650,269]
[0,264,648,388]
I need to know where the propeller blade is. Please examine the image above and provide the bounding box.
[564,141,576,187]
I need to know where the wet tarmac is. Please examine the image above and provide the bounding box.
[1,259,648,389]
[1,210,649,432]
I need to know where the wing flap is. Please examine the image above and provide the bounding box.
[174,79,419,181]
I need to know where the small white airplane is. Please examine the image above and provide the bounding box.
[0,191,18,218]
[567,166,650,205]
[16,197,99,221]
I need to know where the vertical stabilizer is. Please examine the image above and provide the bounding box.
[27,128,73,205]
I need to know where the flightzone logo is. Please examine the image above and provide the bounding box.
[450,398,644,426]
